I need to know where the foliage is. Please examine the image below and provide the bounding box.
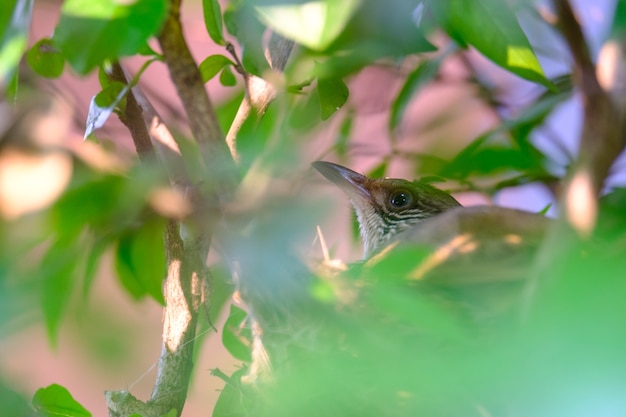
[0,0,625,416]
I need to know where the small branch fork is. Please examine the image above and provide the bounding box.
[104,0,293,416]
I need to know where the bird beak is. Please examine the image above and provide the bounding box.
[312,161,372,202]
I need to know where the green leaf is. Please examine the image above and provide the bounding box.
[26,38,65,78]
[203,0,226,45]
[0,0,33,84]
[222,304,252,362]
[255,0,360,51]
[367,160,388,179]
[41,239,79,347]
[390,58,443,131]
[82,237,111,298]
[199,54,234,83]
[32,384,91,417]
[334,111,354,158]
[53,0,168,74]
[317,76,349,120]
[437,0,552,88]
[115,219,166,304]
[219,65,237,86]
[611,0,626,38]
[223,4,268,76]
[212,367,249,417]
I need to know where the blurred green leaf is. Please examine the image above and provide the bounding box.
[222,304,252,362]
[224,4,268,76]
[367,160,388,178]
[199,54,234,83]
[32,384,91,417]
[115,219,166,304]
[203,0,226,45]
[0,381,31,417]
[82,237,111,298]
[0,0,33,84]
[50,173,125,238]
[41,239,79,346]
[390,51,452,131]
[334,111,353,158]
[53,0,167,74]
[611,0,626,38]
[317,75,349,120]
[255,0,360,51]
[435,0,552,88]
[212,367,249,417]
[219,65,237,86]
[26,38,64,78]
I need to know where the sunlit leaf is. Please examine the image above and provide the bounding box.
[436,0,552,88]
[203,0,226,45]
[53,0,167,74]
[32,384,91,417]
[255,0,360,51]
[0,0,33,84]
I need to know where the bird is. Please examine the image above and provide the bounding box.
[312,161,551,320]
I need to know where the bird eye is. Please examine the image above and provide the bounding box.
[389,190,412,208]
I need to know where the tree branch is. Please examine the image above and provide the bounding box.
[157,0,236,188]
[553,0,625,234]
[524,0,626,313]
[225,34,294,163]
[104,62,205,417]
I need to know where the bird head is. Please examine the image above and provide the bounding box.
[313,161,461,258]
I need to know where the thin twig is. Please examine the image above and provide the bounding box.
[225,33,294,163]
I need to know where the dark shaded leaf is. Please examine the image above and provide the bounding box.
[317,76,349,120]
[32,384,91,417]
[212,367,249,417]
[222,304,252,362]
[115,219,166,304]
[611,0,626,38]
